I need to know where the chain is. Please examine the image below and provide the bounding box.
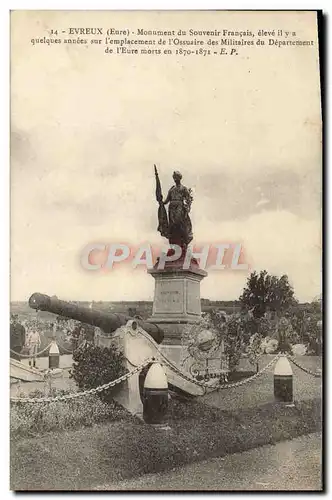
[56,342,73,354]
[286,354,322,378]
[127,329,206,390]
[135,329,213,391]
[134,327,281,392]
[10,343,53,359]
[208,353,281,391]
[139,326,321,389]
[161,350,281,392]
[10,358,154,404]
[161,353,209,392]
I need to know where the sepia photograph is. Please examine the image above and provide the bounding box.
[9,9,322,491]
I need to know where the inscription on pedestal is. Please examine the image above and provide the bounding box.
[186,280,201,315]
[148,266,208,343]
[154,280,184,315]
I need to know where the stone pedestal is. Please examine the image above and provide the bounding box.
[147,265,208,345]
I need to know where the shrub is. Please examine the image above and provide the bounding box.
[247,333,264,372]
[306,324,322,355]
[205,310,250,372]
[70,342,127,403]
[223,316,247,372]
[275,317,294,354]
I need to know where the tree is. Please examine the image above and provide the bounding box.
[239,270,297,319]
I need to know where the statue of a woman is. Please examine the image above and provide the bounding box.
[163,171,193,247]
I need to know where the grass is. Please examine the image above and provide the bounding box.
[10,395,321,491]
[10,388,129,439]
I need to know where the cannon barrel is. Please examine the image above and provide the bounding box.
[29,293,164,344]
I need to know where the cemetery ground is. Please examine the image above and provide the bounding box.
[10,355,322,491]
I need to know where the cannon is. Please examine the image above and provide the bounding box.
[29,293,164,344]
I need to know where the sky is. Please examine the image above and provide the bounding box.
[10,11,322,302]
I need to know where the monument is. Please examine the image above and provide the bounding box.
[147,166,207,345]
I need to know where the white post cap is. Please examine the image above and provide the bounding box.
[144,362,168,389]
[274,355,293,376]
[49,340,60,355]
